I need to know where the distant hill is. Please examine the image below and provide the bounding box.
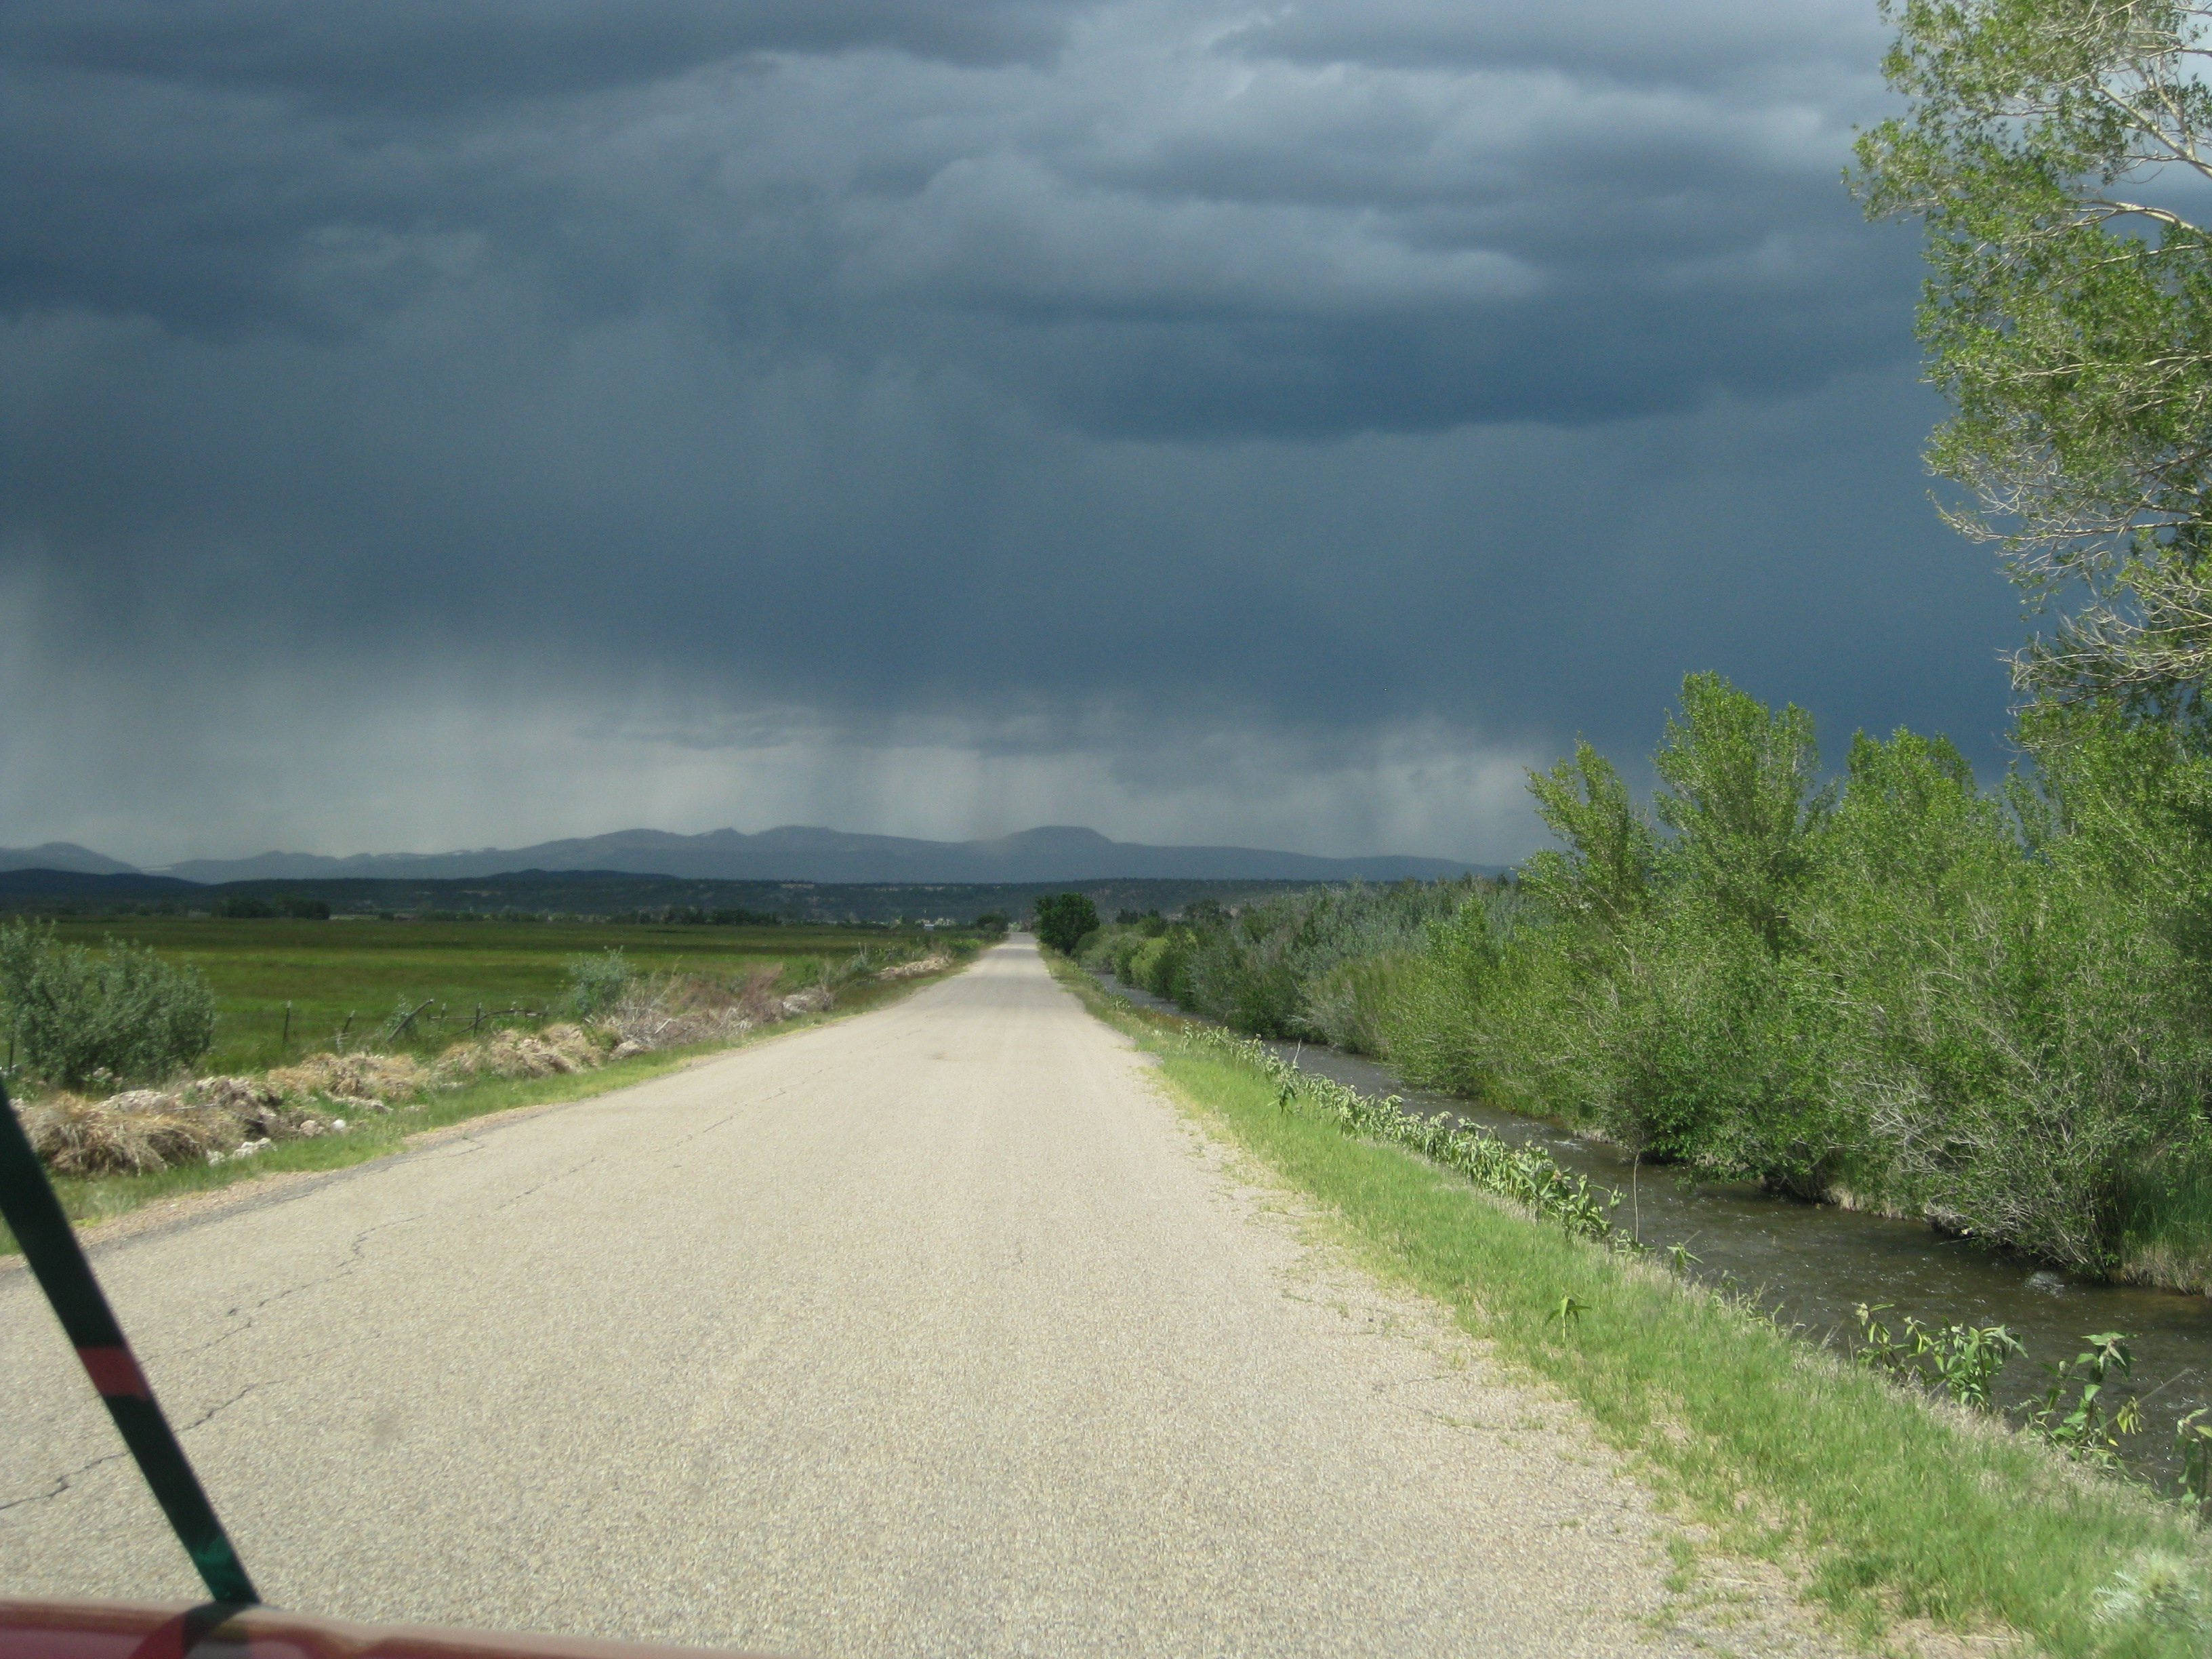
[0,868,201,900]
[0,868,1485,926]
[148,825,1490,886]
[0,842,140,876]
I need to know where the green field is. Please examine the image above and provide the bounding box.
[35,917,906,1073]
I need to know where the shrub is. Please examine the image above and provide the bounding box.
[564,948,634,1017]
[1299,952,1410,1055]
[0,921,217,1088]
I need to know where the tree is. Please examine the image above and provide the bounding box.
[1032,893,1099,954]
[1853,0,2212,703]
[1650,674,1832,954]
[1521,739,1658,935]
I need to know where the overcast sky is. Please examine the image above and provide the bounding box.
[0,0,2020,865]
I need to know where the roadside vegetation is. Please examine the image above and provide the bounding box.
[1054,960,2212,1656]
[1078,675,2212,1292]
[14,915,925,1073]
[0,919,978,1248]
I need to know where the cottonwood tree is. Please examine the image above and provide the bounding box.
[1031,893,1099,954]
[1855,0,2212,705]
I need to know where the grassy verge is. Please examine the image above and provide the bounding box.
[4,959,970,1254]
[1050,957,2211,1658]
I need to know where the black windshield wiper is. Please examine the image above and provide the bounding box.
[0,1078,260,1606]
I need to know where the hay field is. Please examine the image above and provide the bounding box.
[35,917,893,1073]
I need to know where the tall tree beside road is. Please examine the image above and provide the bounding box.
[1032,894,1100,955]
[1854,0,2212,707]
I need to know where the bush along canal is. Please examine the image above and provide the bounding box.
[1090,968,2212,1496]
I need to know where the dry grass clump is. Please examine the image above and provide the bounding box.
[877,952,954,981]
[462,1022,605,1079]
[20,1090,238,1175]
[264,1050,431,1107]
[600,967,781,1050]
[16,1024,626,1178]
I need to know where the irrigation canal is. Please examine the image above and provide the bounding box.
[1091,971,2212,1490]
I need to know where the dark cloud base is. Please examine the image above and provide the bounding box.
[0,0,2015,861]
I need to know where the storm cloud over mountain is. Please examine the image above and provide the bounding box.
[0,1,2018,866]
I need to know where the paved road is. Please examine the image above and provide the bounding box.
[1,941,1822,1657]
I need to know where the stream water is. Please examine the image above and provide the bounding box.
[1094,971,2212,1489]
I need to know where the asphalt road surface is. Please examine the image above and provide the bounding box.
[2,941,1831,1657]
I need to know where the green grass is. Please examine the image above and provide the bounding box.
[2118,1147,2212,1295]
[4,955,968,1254]
[32,917,909,1073]
[1051,960,2212,1658]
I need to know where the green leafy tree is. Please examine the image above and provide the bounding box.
[1032,893,1099,954]
[1854,0,2212,702]
[1652,673,1832,954]
[1521,740,1658,936]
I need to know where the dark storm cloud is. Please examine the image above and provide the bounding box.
[1,0,1906,426]
[0,0,2020,861]
[0,1,1078,101]
[1221,0,1877,85]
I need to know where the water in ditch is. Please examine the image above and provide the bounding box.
[1094,972,2212,1490]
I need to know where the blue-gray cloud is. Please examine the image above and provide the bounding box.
[0,0,2022,862]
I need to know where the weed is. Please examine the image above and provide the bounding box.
[2091,1551,2209,1638]
[0,920,216,1087]
[1917,1321,2022,1410]
[2175,1409,2212,1513]
[1546,1293,1592,1332]
[1852,1303,2022,1409]
[2024,1333,2144,1470]
[1177,1024,1634,1249]
[564,949,634,1017]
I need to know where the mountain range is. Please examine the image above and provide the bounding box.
[0,826,1489,886]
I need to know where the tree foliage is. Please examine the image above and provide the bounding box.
[1854,0,2212,701]
[1032,893,1099,955]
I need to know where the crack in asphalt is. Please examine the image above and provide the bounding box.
[0,1383,260,1517]
[663,1077,812,1151]
[0,1448,130,1515]
[138,1212,424,1385]
[176,1382,258,1434]
[491,1151,608,1210]
[215,1211,423,1324]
